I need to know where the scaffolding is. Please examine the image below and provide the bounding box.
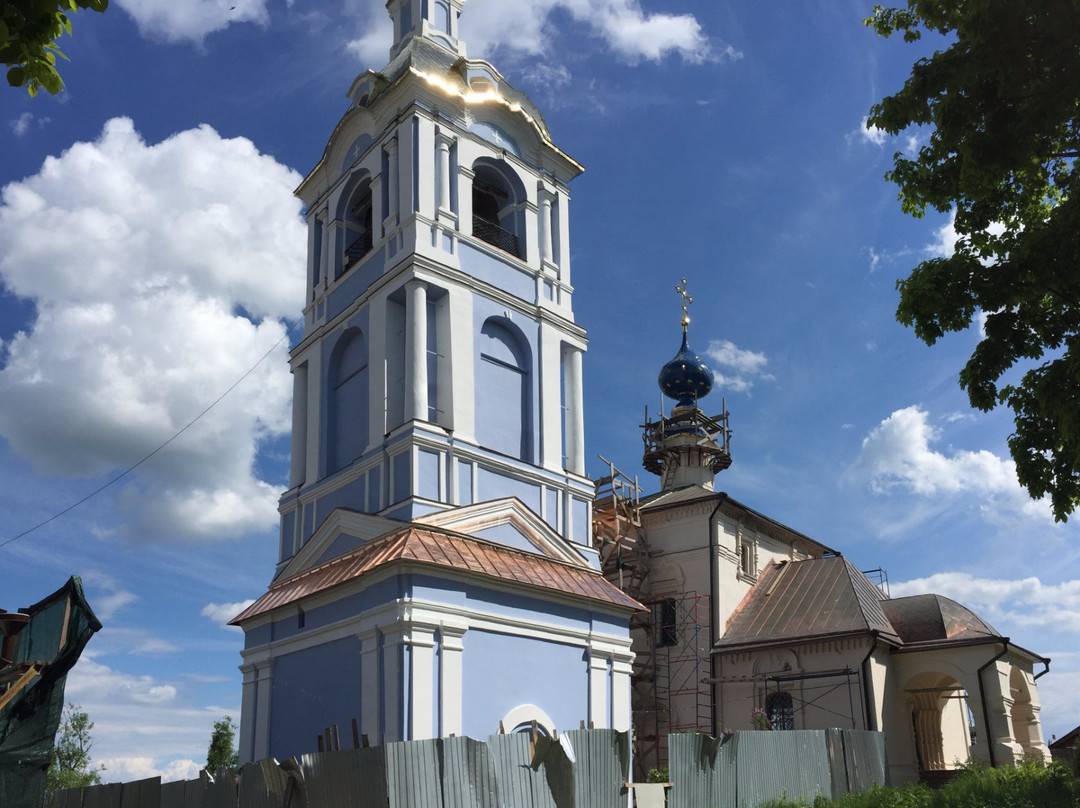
[634,592,712,774]
[592,461,712,777]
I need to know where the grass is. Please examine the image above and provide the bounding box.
[756,761,1080,808]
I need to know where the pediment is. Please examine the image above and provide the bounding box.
[276,508,403,580]
[415,497,591,567]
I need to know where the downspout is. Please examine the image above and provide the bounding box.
[707,494,728,733]
[977,639,1010,769]
[858,633,878,731]
[1034,658,1051,680]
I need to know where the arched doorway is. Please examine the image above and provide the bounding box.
[904,672,973,776]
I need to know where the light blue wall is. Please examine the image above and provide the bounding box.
[459,243,533,301]
[315,475,367,524]
[461,630,587,737]
[269,636,364,761]
[326,237,386,323]
[392,452,411,504]
[471,523,542,554]
[476,467,541,513]
[327,329,369,474]
[418,449,440,500]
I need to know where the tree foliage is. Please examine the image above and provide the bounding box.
[47,704,104,791]
[1,0,109,96]
[866,0,1080,521]
[207,716,239,773]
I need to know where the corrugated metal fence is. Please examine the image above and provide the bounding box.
[45,729,884,808]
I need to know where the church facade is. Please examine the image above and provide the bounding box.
[593,297,1052,784]
[232,0,637,764]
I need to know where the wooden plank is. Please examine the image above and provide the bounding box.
[0,663,42,711]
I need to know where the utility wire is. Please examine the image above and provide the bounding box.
[0,330,290,551]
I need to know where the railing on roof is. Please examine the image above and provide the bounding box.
[641,401,732,475]
[473,214,522,258]
[344,230,374,270]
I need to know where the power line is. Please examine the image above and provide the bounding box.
[0,329,290,551]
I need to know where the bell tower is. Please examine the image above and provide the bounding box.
[276,0,593,572]
[643,279,731,491]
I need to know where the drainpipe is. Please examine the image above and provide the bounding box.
[1034,658,1051,680]
[977,639,1010,769]
[707,494,728,734]
[858,633,878,731]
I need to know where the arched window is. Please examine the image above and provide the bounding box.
[341,177,373,276]
[476,318,531,461]
[766,691,794,731]
[328,328,369,473]
[472,160,525,259]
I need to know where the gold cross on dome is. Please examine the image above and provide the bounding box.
[675,277,693,332]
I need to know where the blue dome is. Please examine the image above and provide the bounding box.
[658,332,714,406]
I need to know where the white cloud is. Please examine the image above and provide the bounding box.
[10,112,47,137]
[66,656,237,782]
[345,6,394,66]
[704,339,771,393]
[100,757,203,784]
[113,0,271,45]
[925,211,959,258]
[0,118,305,542]
[855,406,1051,521]
[201,600,255,630]
[81,570,138,619]
[855,116,887,146]
[346,0,727,67]
[891,572,1080,635]
[91,627,181,656]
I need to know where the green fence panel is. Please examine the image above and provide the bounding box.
[441,735,499,808]
[487,733,557,808]
[387,739,443,808]
[563,730,628,808]
[668,732,736,808]
[295,747,388,808]
[735,731,831,808]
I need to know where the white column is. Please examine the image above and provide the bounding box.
[238,664,258,764]
[382,628,404,743]
[359,629,380,744]
[446,286,474,442]
[289,363,308,488]
[305,345,323,484]
[440,624,466,737]
[384,135,400,230]
[436,133,453,216]
[317,212,329,289]
[564,347,585,475]
[588,649,610,729]
[406,623,437,739]
[253,663,272,761]
[611,651,633,732]
[405,280,428,422]
[539,190,554,265]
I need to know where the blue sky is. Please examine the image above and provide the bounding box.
[1,0,1077,782]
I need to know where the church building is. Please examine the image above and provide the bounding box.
[231,0,638,764]
[593,288,1052,784]
[230,0,1051,784]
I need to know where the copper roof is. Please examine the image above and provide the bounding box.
[231,526,643,624]
[881,594,1000,644]
[716,556,901,649]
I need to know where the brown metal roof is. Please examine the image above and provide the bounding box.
[881,594,1000,644]
[716,556,901,649]
[231,526,643,624]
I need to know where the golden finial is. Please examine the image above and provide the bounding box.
[675,277,693,333]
